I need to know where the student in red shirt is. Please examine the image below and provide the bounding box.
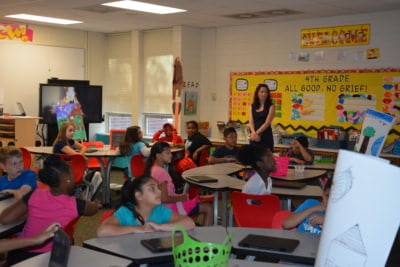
[151,123,184,147]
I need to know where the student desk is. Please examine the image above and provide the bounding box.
[270,169,327,182]
[228,259,307,267]
[228,227,320,265]
[290,163,336,171]
[182,163,244,226]
[182,163,323,225]
[83,226,317,266]
[23,146,121,206]
[12,245,133,267]
[0,197,25,238]
[83,226,228,267]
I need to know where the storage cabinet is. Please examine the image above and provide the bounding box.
[0,116,41,147]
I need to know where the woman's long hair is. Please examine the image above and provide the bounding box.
[119,126,141,155]
[119,175,154,225]
[252,84,272,109]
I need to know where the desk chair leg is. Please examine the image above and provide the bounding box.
[213,191,219,226]
[221,192,227,226]
[182,182,190,194]
[228,207,233,227]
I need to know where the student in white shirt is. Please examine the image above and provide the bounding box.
[236,145,276,194]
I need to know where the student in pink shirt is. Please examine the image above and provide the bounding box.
[0,155,99,265]
[144,142,213,226]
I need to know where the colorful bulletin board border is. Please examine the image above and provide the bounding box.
[0,22,33,42]
[229,68,400,142]
[301,24,369,48]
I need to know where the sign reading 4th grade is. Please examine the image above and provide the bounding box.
[229,69,400,142]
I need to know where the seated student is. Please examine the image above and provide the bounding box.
[175,120,211,172]
[208,127,238,164]
[0,147,37,199]
[96,175,195,237]
[0,155,99,265]
[0,222,60,253]
[119,125,151,178]
[236,145,276,195]
[282,178,332,234]
[151,123,184,147]
[145,142,213,226]
[285,136,314,165]
[53,122,87,156]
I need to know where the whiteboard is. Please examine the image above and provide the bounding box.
[0,41,84,116]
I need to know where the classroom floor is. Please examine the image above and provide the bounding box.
[74,168,125,246]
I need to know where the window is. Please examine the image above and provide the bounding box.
[143,113,173,136]
[106,112,132,131]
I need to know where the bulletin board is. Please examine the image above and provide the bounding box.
[230,69,400,142]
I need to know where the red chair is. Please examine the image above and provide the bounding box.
[63,216,80,245]
[130,154,146,178]
[231,192,280,228]
[271,210,294,230]
[20,147,32,169]
[20,147,49,190]
[82,141,106,169]
[100,210,115,222]
[188,185,214,203]
[57,154,87,185]
[198,147,210,167]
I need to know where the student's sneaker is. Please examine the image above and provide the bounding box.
[82,171,103,201]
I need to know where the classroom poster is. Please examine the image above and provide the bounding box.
[55,103,87,140]
[354,109,395,156]
[229,69,400,143]
[315,150,400,267]
[184,91,197,115]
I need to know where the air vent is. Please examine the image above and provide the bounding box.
[76,5,118,14]
[225,9,302,20]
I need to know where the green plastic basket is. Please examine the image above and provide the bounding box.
[172,226,233,267]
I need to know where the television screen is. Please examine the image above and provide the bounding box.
[39,84,103,123]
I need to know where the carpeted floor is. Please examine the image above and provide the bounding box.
[73,168,125,246]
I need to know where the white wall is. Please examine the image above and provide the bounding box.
[199,10,400,139]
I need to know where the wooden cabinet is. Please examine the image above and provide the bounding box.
[0,116,41,147]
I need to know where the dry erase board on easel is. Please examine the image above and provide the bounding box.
[110,129,126,149]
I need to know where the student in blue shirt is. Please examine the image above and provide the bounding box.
[96,175,195,237]
[208,127,238,164]
[118,126,151,178]
[0,147,37,199]
[282,178,332,234]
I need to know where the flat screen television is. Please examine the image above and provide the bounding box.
[39,83,103,123]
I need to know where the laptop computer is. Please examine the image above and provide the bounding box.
[140,235,186,253]
[238,234,300,252]
[186,175,218,183]
[273,180,306,189]
[48,228,71,267]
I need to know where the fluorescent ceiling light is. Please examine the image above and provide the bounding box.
[102,0,186,14]
[5,14,82,25]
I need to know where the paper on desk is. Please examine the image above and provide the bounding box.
[315,149,400,267]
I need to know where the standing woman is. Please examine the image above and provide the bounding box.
[248,84,275,152]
